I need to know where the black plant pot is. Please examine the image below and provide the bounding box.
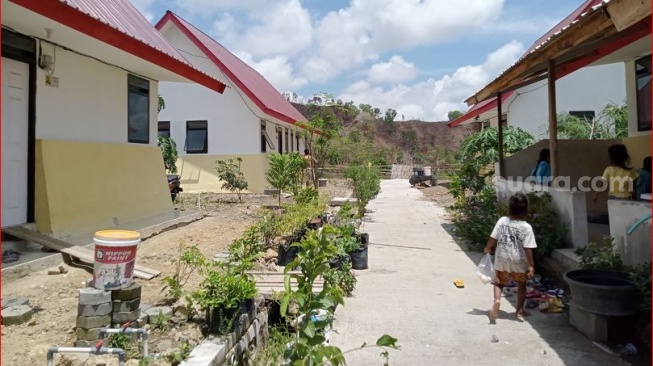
[278,245,300,267]
[329,255,351,270]
[350,246,368,270]
[357,233,369,246]
[242,298,256,316]
[207,305,242,335]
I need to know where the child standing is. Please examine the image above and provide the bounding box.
[484,193,537,319]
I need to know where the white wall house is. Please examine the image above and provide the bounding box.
[448,0,628,138]
[2,0,226,236]
[155,11,309,194]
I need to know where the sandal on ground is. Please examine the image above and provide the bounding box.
[516,310,531,318]
[453,279,465,288]
[526,299,539,309]
[525,289,542,298]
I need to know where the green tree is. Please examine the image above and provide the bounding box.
[214,157,248,202]
[265,152,304,206]
[384,109,397,123]
[158,136,178,174]
[448,110,463,121]
[554,102,628,140]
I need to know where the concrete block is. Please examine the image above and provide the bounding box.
[76,315,111,329]
[112,309,141,324]
[2,296,30,309]
[145,306,173,320]
[78,303,112,317]
[79,288,112,306]
[1,305,34,325]
[178,341,226,366]
[569,302,608,342]
[112,298,141,313]
[111,283,141,301]
[76,327,104,341]
[329,197,357,207]
[75,339,102,347]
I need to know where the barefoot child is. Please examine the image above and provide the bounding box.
[484,193,536,319]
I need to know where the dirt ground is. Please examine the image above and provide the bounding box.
[1,180,351,366]
[415,180,456,208]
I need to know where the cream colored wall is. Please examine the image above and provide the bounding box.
[35,139,172,236]
[622,134,651,169]
[176,154,271,193]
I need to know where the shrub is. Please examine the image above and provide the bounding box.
[447,185,498,250]
[215,157,248,202]
[266,152,304,207]
[344,163,381,217]
[158,136,178,174]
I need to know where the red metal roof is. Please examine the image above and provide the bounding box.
[155,11,308,126]
[448,0,604,128]
[9,0,226,94]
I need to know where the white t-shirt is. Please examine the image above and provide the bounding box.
[490,216,537,273]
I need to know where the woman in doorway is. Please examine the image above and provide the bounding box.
[592,144,638,203]
[530,148,551,185]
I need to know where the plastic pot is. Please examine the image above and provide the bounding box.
[207,305,242,335]
[350,246,368,270]
[278,245,300,267]
[329,255,351,270]
[563,269,638,316]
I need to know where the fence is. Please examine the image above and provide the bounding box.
[319,164,461,181]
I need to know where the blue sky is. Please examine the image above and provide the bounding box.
[134,0,583,121]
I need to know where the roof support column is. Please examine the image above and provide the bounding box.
[497,91,505,179]
[547,60,559,183]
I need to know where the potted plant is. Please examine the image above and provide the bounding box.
[194,268,257,335]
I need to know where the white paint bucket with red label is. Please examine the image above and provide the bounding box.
[92,230,141,290]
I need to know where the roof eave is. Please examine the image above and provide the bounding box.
[9,0,226,94]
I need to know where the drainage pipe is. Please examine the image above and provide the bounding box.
[46,346,124,366]
[100,325,149,357]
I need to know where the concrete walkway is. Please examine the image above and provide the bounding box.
[331,180,619,366]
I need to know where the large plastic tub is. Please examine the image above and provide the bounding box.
[563,269,638,316]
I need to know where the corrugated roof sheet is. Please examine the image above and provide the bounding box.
[452,0,611,126]
[157,11,308,125]
[57,0,220,84]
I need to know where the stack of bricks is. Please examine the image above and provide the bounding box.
[76,282,147,346]
[111,283,144,327]
[76,287,112,346]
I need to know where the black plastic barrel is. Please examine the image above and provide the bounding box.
[563,269,637,316]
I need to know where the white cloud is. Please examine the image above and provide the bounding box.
[235,52,309,91]
[212,0,313,58]
[338,41,525,121]
[368,55,417,84]
[307,0,505,79]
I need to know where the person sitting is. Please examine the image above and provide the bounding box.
[530,148,551,185]
[636,156,651,201]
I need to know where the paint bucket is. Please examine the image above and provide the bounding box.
[92,230,141,290]
[423,166,432,176]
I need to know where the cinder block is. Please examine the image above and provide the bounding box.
[76,327,104,341]
[2,296,30,309]
[112,309,140,324]
[111,283,141,301]
[112,298,141,313]
[569,302,608,342]
[79,288,112,306]
[145,306,173,320]
[1,305,33,325]
[78,303,112,317]
[76,315,111,329]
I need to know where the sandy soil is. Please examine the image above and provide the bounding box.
[415,180,456,208]
[1,180,351,366]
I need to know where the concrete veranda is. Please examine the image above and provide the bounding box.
[330,179,620,366]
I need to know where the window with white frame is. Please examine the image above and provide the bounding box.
[636,55,651,132]
[128,74,150,144]
[185,120,208,154]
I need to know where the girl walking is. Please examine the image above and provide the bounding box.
[484,193,537,319]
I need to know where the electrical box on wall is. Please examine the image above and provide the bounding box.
[45,75,59,88]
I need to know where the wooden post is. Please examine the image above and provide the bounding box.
[548,60,559,182]
[497,92,505,179]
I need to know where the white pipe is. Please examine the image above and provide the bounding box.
[100,327,149,357]
[47,346,124,366]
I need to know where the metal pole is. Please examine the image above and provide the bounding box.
[99,326,149,357]
[497,92,505,179]
[548,60,559,183]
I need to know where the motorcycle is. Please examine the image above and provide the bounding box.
[167,174,183,201]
